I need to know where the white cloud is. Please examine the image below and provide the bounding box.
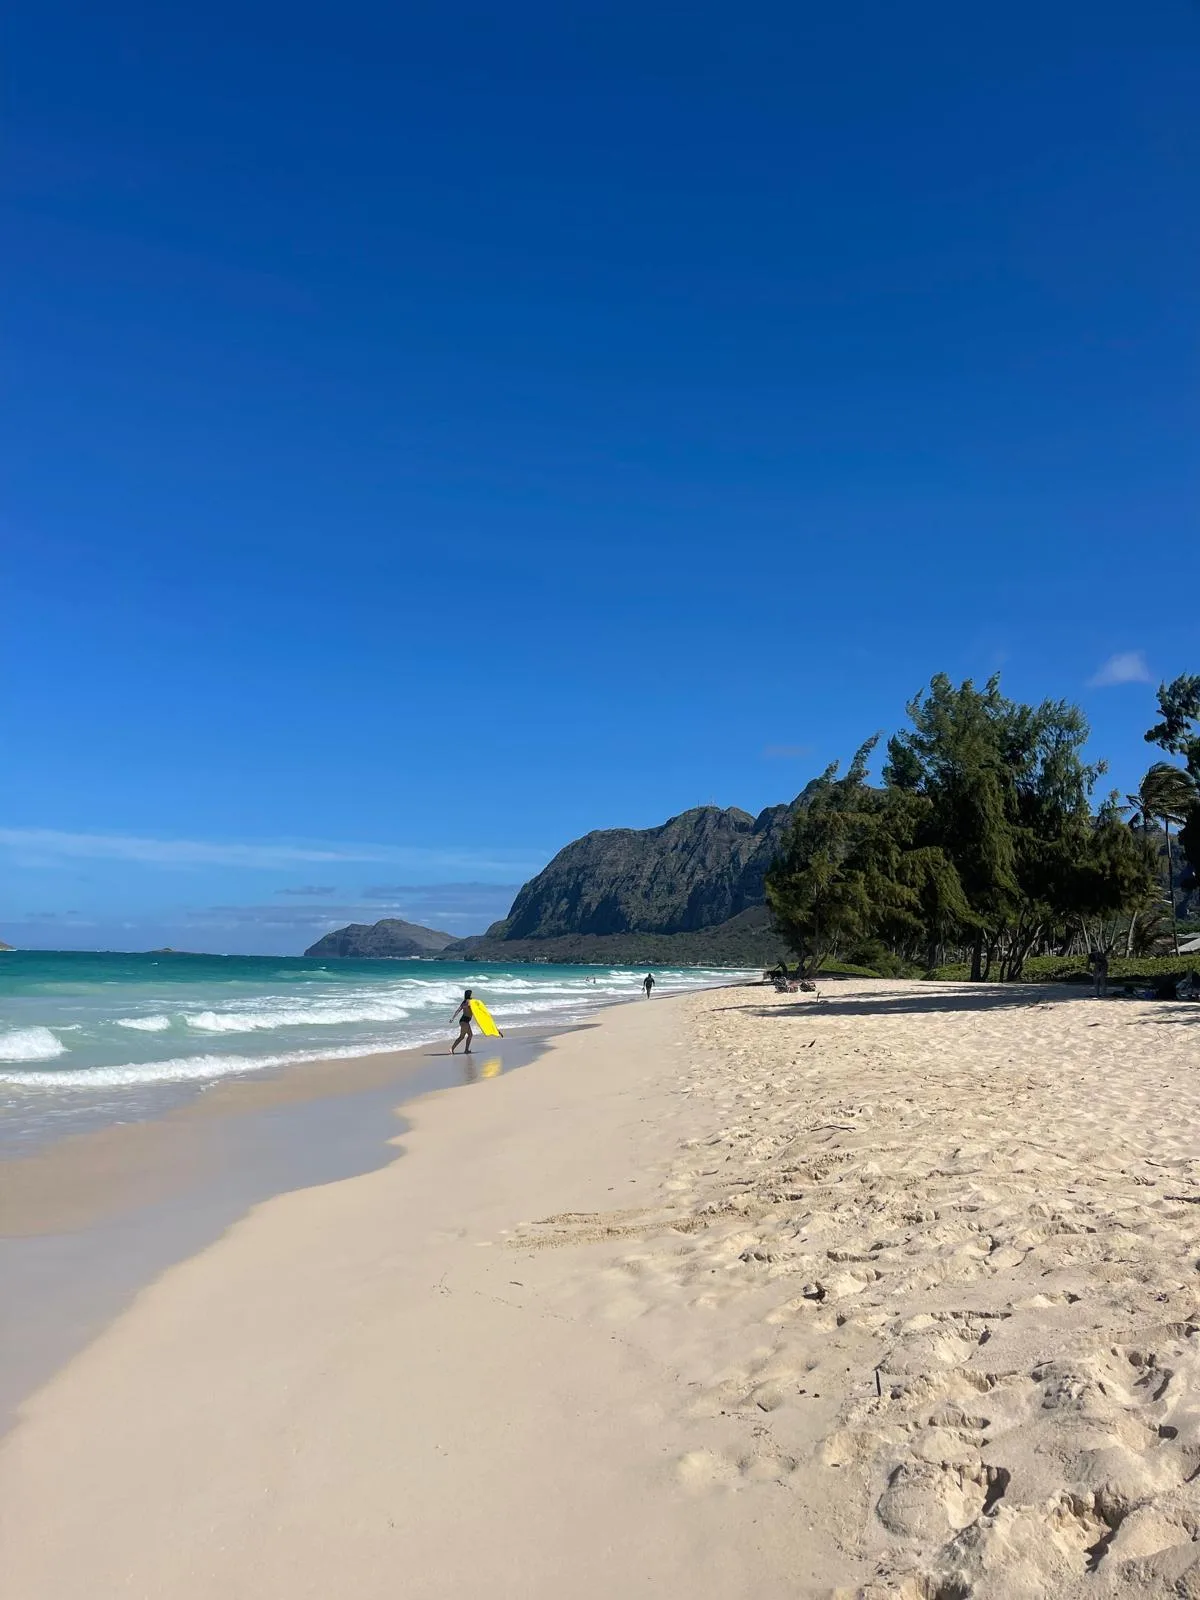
[0,828,544,875]
[1087,651,1152,689]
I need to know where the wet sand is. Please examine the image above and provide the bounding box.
[0,1026,556,1431]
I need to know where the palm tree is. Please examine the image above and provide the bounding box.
[1127,763,1199,957]
[1123,784,1161,954]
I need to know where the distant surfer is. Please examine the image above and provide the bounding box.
[643,973,655,998]
[450,989,474,1054]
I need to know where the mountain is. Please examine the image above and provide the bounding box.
[498,802,796,940]
[304,918,456,958]
[438,798,806,965]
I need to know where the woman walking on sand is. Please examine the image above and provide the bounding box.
[450,989,474,1054]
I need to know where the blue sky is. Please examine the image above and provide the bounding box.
[4,1,1197,953]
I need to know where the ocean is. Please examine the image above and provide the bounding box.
[0,951,745,1152]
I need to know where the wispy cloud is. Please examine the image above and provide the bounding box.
[361,881,519,903]
[0,828,544,875]
[1087,651,1152,689]
[275,885,337,896]
[762,743,813,759]
[363,883,519,921]
[189,904,387,930]
[186,882,519,933]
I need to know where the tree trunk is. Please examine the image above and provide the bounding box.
[1125,912,1137,958]
[970,933,984,982]
[1001,920,1040,981]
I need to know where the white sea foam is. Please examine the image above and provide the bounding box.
[0,1027,68,1062]
[0,1035,444,1090]
[186,1000,412,1033]
[116,1015,172,1032]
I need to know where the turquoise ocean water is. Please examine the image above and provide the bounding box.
[0,951,743,1152]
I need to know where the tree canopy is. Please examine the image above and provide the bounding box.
[1145,675,1200,894]
[766,675,1158,979]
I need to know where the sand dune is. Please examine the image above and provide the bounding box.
[3,980,1199,1597]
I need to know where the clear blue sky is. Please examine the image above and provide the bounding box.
[4,1,1197,952]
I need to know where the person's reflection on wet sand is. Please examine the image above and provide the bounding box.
[462,1056,502,1085]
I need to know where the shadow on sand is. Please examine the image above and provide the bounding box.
[714,982,1092,1022]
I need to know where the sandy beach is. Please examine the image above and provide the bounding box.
[3,980,1200,1597]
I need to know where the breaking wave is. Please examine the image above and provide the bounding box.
[0,1026,68,1062]
[186,1000,412,1034]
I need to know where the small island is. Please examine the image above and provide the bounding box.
[304,919,456,959]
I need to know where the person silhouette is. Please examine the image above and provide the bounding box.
[450,989,474,1053]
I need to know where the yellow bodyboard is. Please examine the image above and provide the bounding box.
[469,998,502,1037]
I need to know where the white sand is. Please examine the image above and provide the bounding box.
[3,980,1200,1597]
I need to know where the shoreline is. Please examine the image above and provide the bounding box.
[0,974,751,1437]
[1,1019,567,1235]
[0,958,749,1159]
[0,1014,587,1434]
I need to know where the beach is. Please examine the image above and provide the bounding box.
[3,979,1200,1597]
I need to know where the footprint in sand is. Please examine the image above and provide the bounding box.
[674,1443,798,1494]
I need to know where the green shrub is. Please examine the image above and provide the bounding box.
[843,940,920,978]
[818,959,885,978]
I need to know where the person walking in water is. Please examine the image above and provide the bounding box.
[450,989,475,1054]
[643,973,655,998]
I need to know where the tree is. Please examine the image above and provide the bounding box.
[769,676,1163,981]
[1001,697,1111,977]
[883,676,1016,976]
[1129,762,1199,956]
[765,740,882,975]
[1116,794,1163,958]
[766,740,970,974]
[1066,798,1158,959]
[1145,674,1200,897]
[884,677,1111,978]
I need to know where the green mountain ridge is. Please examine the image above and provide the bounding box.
[495,801,797,941]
